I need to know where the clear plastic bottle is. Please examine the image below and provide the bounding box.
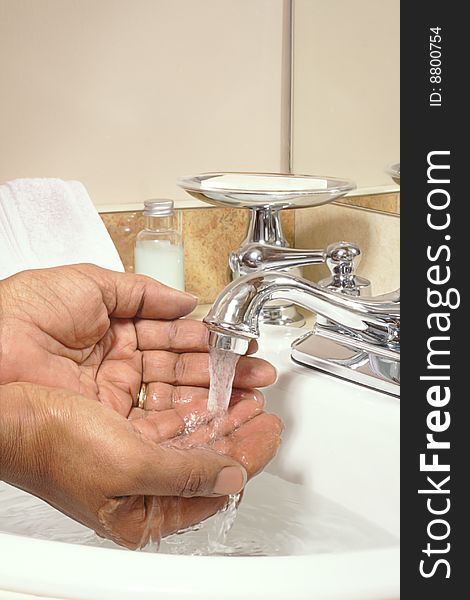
[134,200,185,291]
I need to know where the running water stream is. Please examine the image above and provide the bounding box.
[146,346,242,553]
[207,347,240,416]
[205,347,241,551]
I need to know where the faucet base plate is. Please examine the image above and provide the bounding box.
[291,332,400,397]
[260,303,306,327]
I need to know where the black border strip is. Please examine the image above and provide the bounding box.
[401,2,464,597]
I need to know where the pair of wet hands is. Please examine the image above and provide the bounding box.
[0,265,282,549]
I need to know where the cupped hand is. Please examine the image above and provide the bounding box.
[0,265,277,426]
[0,383,282,549]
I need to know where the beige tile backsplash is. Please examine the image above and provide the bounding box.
[101,195,399,304]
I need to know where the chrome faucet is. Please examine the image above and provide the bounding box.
[179,172,400,394]
[204,245,400,396]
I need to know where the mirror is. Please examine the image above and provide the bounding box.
[291,0,400,214]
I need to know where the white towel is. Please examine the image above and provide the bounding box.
[0,178,124,279]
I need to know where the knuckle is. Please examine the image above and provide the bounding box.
[167,320,180,350]
[173,354,188,384]
[177,467,208,497]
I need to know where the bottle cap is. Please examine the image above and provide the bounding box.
[143,199,174,217]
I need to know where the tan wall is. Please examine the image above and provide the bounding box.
[292,0,400,192]
[2,0,399,301]
[0,0,289,207]
[291,1,400,293]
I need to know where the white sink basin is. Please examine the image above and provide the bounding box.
[0,324,399,600]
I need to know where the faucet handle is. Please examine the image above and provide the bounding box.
[230,242,326,276]
[318,241,371,297]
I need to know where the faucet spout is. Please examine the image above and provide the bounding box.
[204,271,400,355]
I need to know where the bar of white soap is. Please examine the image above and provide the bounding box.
[201,174,328,192]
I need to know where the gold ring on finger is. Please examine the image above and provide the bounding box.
[137,383,147,409]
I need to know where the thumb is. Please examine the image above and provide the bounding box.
[72,264,197,320]
[133,444,248,498]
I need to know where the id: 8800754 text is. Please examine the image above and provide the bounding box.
[429,27,443,108]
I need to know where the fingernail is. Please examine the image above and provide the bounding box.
[184,291,198,301]
[213,466,247,495]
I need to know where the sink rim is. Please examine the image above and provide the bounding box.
[0,530,399,600]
